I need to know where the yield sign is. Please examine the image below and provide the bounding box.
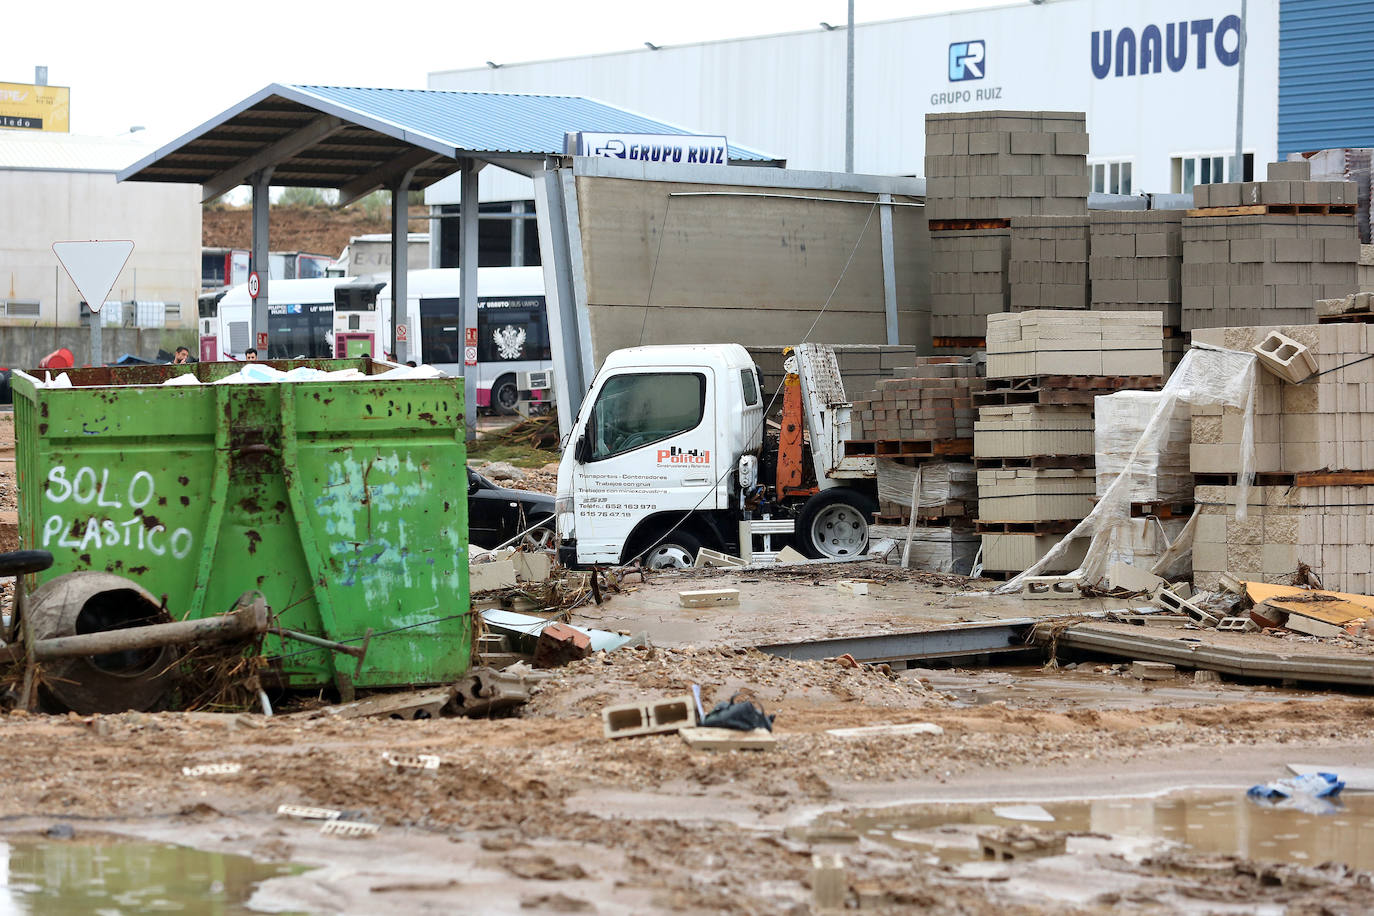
[52,240,135,314]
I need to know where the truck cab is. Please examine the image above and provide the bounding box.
[556,343,878,568]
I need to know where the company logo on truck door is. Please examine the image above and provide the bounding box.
[948,41,985,82]
[657,446,711,466]
[1092,16,1242,79]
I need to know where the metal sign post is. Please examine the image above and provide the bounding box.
[52,240,134,367]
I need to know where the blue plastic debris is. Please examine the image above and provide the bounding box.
[1247,771,1345,801]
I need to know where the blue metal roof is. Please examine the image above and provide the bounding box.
[118,83,781,193]
[1279,0,1374,155]
[293,84,777,161]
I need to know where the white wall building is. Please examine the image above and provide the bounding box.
[0,130,200,327]
[429,0,1278,204]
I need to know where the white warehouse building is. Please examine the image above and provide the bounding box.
[428,0,1307,211]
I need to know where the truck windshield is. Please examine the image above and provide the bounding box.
[587,372,706,461]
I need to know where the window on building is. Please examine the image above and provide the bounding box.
[1171,153,1255,193]
[1091,160,1134,195]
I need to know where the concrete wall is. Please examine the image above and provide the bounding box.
[573,173,928,367]
[0,325,197,371]
[0,169,200,328]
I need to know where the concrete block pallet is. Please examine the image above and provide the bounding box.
[1181,208,1359,332]
[926,111,1088,342]
[1089,209,1185,330]
[976,309,1165,574]
[849,357,983,443]
[1009,216,1090,311]
[1190,321,1374,594]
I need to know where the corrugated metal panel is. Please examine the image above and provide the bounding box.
[0,131,156,172]
[1279,0,1374,154]
[292,85,778,161]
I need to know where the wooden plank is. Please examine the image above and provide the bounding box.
[1244,581,1374,615]
[1187,205,1268,217]
[1294,470,1374,487]
[679,726,776,750]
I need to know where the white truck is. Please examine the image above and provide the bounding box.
[554,342,880,568]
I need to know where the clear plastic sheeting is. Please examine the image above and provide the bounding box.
[876,459,976,509]
[995,344,1259,594]
[1094,391,1192,503]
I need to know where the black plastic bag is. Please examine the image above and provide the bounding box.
[701,693,775,732]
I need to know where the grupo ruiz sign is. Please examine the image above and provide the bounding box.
[1091,15,1243,79]
[569,131,729,165]
[0,82,70,131]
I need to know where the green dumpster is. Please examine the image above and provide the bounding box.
[12,358,470,691]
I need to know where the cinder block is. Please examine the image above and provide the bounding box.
[1253,331,1318,384]
[603,695,698,739]
[1267,160,1311,181]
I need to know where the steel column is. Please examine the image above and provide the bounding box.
[534,164,586,440]
[390,166,420,363]
[461,162,482,441]
[250,168,273,357]
[878,192,899,344]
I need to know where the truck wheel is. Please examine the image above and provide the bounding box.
[797,488,876,560]
[492,374,520,416]
[639,530,701,570]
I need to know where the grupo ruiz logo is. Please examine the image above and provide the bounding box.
[1092,15,1242,79]
[657,446,711,466]
[948,41,985,82]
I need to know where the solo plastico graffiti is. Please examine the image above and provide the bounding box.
[42,464,195,559]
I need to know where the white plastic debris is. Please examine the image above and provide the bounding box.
[992,804,1056,823]
[381,751,441,771]
[181,763,242,777]
[276,804,342,820]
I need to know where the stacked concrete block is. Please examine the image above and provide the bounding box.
[870,523,979,575]
[982,534,1088,575]
[850,357,983,442]
[985,310,1163,378]
[746,344,922,405]
[1089,210,1185,329]
[977,467,1095,521]
[1190,322,1374,594]
[930,229,1010,338]
[924,111,1089,222]
[1360,245,1374,292]
[1300,149,1372,244]
[1192,483,1374,596]
[1094,391,1193,504]
[1009,216,1091,311]
[974,405,1094,458]
[1182,211,1359,331]
[925,111,1089,341]
[1190,323,1374,474]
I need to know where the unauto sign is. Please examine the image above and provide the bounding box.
[1091,15,1243,78]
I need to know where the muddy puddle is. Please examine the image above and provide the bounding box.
[0,835,302,914]
[830,789,1374,868]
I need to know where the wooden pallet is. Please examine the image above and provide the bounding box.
[975,374,1163,407]
[929,218,1012,231]
[1187,204,1357,217]
[1317,312,1374,325]
[1294,470,1374,487]
[932,336,986,349]
[847,438,974,459]
[974,455,1095,471]
[1130,500,1196,519]
[1193,472,1297,487]
[975,519,1079,535]
[872,514,972,529]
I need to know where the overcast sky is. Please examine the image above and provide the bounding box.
[12,0,1005,140]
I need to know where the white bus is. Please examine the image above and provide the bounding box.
[206,268,550,415]
[383,267,549,415]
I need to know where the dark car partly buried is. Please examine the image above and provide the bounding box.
[466,468,555,550]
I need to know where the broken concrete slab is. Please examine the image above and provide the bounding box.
[774,545,808,565]
[512,551,553,582]
[679,588,741,608]
[470,558,518,593]
[1107,562,1167,595]
[836,580,870,597]
[297,687,457,721]
[1131,660,1176,680]
[694,547,747,568]
[978,828,1067,861]
[679,726,776,751]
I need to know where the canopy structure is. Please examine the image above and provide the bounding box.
[119,83,782,436]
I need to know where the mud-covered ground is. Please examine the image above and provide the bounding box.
[3,645,1374,914]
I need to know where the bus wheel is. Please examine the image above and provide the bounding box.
[492,374,520,415]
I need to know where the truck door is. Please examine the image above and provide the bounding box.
[572,367,717,562]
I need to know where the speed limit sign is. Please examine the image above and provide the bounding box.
[247,271,260,299]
